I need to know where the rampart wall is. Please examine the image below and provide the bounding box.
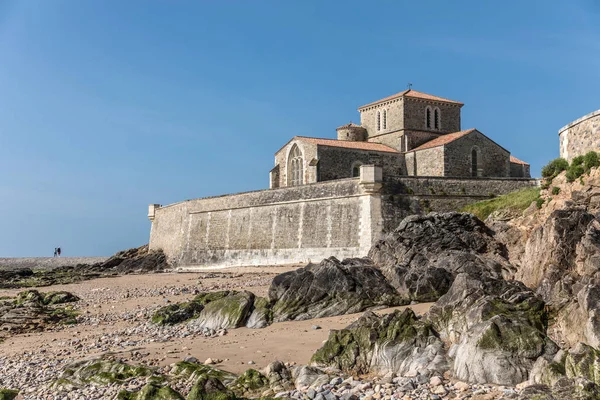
[149,169,538,269]
[559,109,600,162]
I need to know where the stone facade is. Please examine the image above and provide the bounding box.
[559,109,600,162]
[270,89,529,182]
[444,130,510,178]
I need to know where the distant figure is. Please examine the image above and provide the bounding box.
[57,247,61,257]
[53,248,57,257]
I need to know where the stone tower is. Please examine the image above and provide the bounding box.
[357,89,463,152]
[336,123,368,142]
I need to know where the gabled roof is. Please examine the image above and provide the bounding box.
[510,156,529,165]
[298,136,399,153]
[358,89,463,110]
[276,136,399,155]
[411,129,477,152]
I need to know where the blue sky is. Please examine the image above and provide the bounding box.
[0,1,599,257]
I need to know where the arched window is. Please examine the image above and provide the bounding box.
[377,111,381,131]
[426,106,432,129]
[288,144,304,186]
[352,162,363,177]
[471,147,481,177]
[382,109,387,129]
[434,108,440,130]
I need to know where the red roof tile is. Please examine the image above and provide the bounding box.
[295,136,399,153]
[359,89,464,109]
[510,155,529,165]
[411,129,476,152]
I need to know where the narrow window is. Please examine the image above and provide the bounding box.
[426,107,432,129]
[352,166,360,177]
[471,148,479,177]
[383,109,387,129]
[377,111,381,131]
[288,145,304,186]
[434,108,440,130]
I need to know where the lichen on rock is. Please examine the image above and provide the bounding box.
[311,308,447,377]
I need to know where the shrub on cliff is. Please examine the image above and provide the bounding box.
[584,151,600,171]
[541,158,568,179]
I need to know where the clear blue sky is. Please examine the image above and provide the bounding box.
[1,1,598,257]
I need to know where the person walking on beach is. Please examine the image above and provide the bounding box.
[53,248,57,257]
[57,247,61,257]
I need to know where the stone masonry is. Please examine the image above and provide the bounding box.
[559,109,600,162]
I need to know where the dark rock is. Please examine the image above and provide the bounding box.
[369,212,510,302]
[269,257,405,322]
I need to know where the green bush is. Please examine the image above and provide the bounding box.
[551,186,560,195]
[541,158,568,179]
[536,198,545,209]
[584,151,600,171]
[572,156,585,167]
[540,181,550,190]
[566,164,585,183]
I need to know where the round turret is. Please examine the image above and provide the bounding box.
[336,123,367,142]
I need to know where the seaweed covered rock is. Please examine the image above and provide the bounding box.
[245,297,273,329]
[170,361,236,386]
[427,273,547,344]
[369,212,510,302]
[229,369,269,397]
[0,389,18,400]
[269,257,404,322]
[451,314,553,385]
[187,375,236,400]
[262,361,293,394]
[189,291,255,330]
[290,366,330,390]
[0,290,80,338]
[311,309,447,377]
[53,358,154,389]
[16,290,80,306]
[152,291,257,330]
[427,273,551,385]
[97,244,169,274]
[118,383,184,400]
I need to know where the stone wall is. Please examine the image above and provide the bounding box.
[510,162,530,178]
[379,175,538,232]
[359,98,405,141]
[559,110,600,162]
[149,169,538,269]
[149,177,381,268]
[317,147,405,181]
[403,98,461,134]
[444,130,510,177]
[408,147,445,176]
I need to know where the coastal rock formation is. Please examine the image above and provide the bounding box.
[268,257,405,322]
[152,291,259,330]
[369,212,510,302]
[0,290,79,338]
[311,309,447,377]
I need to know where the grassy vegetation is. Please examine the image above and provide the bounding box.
[460,187,541,221]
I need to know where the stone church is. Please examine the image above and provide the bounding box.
[270,89,530,189]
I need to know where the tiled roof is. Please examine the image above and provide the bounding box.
[295,136,399,153]
[359,89,464,109]
[510,155,529,165]
[411,129,477,152]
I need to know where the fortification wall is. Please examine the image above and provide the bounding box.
[149,178,380,269]
[379,176,538,232]
[149,171,538,269]
[559,110,600,162]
